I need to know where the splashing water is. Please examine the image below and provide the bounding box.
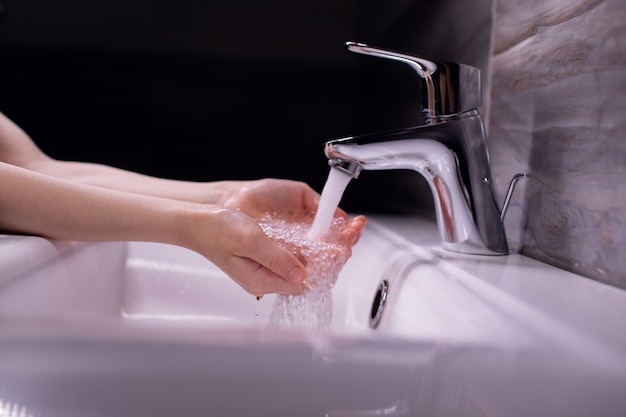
[259,214,353,330]
[308,167,353,240]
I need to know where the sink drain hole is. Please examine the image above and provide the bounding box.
[369,280,389,329]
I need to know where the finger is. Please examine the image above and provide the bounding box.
[303,189,324,215]
[253,238,306,285]
[333,207,349,218]
[255,271,306,295]
[341,215,367,245]
[232,256,305,295]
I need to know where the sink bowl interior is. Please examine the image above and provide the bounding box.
[122,241,272,327]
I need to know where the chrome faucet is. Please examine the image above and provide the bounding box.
[325,42,526,255]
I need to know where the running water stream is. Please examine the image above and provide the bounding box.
[308,167,354,240]
[260,167,355,329]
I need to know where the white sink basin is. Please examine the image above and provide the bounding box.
[1,215,625,416]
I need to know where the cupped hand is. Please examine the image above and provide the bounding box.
[187,208,366,297]
[192,179,366,296]
[186,207,307,296]
[221,178,347,219]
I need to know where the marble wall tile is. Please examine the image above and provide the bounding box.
[489,0,626,288]
[492,0,604,54]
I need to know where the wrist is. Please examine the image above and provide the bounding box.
[169,202,220,254]
[203,180,248,205]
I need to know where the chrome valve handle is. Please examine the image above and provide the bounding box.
[346,41,482,123]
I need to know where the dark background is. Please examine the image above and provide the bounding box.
[0,0,492,215]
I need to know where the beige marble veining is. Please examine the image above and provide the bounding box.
[493,0,604,54]
[489,0,626,287]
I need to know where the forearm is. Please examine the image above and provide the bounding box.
[0,161,200,245]
[29,159,239,205]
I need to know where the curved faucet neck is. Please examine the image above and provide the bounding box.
[325,113,508,255]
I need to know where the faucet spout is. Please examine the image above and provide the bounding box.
[325,112,509,255]
[327,137,490,252]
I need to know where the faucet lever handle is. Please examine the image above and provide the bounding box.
[346,41,439,77]
[346,41,482,121]
[499,173,530,221]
